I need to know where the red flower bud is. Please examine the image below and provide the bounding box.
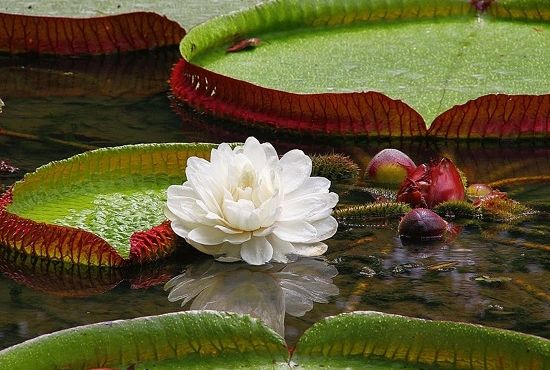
[396,158,465,208]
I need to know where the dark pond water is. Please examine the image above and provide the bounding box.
[0,50,549,351]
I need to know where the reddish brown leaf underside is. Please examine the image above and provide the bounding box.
[428,94,550,139]
[0,189,126,266]
[170,59,427,136]
[0,189,181,267]
[0,12,185,55]
[129,221,178,265]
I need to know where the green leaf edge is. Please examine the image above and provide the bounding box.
[1,310,548,369]
[180,0,474,61]
[0,310,289,370]
[294,311,550,369]
[1,143,218,266]
[176,0,550,139]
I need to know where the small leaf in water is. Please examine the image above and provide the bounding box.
[474,275,512,286]
[426,261,459,272]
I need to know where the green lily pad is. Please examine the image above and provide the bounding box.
[0,143,216,267]
[0,311,289,370]
[0,311,547,369]
[294,311,550,369]
[170,0,550,138]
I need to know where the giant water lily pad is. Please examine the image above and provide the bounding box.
[0,311,547,369]
[170,0,550,138]
[0,143,216,267]
[0,12,185,55]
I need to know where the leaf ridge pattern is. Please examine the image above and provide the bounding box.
[0,12,185,55]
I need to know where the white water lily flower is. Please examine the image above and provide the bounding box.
[165,137,339,265]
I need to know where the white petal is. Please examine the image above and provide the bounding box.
[169,220,194,239]
[240,237,273,265]
[253,226,275,237]
[222,199,262,231]
[267,235,295,263]
[188,226,251,245]
[279,192,339,222]
[243,137,268,170]
[272,221,317,243]
[309,216,338,243]
[292,242,328,257]
[279,149,312,194]
[285,177,331,200]
[262,142,279,161]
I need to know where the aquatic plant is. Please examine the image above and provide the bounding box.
[165,137,339,265]
[397,158,465,209]
[398,208,449,242]
[0,310,547,369]
[365,148,416,186]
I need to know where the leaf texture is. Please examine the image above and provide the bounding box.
[0,12,185,55]
[0,311,288,370]
[170,0,550,139]
[294,311,550,369]
[428,94,550,139]
[0,143,216,267]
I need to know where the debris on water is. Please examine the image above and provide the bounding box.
[359,266,377,277]
[392,262,422,274]
[0,160,19,174]
[474,275,512,286]
[226,37,261,52]
[426,261,459,272]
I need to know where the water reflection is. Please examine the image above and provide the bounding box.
[0,248,176,298]
[165,258,339,336]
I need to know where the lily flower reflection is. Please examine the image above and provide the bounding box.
[164,257,338,336]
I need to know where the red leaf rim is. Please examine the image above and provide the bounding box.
[170,59,427,137]
[0,12,185,55]
[427,94,550,139]
[169,0,550,139]
[0,188,178,267]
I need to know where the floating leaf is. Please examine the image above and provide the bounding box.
[1,310,547,369]
[0,143,216,267]
[0,311,288,370]
[474,275,512,286]
[0,12,185,55]
[170,0,550,138]
[294,311,550,369]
